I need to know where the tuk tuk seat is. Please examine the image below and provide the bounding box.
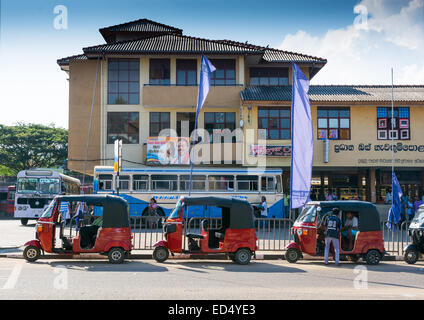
[187,233,203,239]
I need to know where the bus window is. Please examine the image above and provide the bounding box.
[133,175,149,191]
[118,175,130,190]
[236,175,258,191]
[261,176,275,192]
[180,175,206,191]
[17,178,38,193]
[276,175,282,193]
[39,178,60,194]
[151,175,178,191]
[209,175,234,191]
[99,174,113,190]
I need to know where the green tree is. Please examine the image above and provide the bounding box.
[0,123,68,174]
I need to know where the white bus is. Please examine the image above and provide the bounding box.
[93,166,285,219]
[15,169,81,225]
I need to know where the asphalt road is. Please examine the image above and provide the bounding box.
[0,257,423,300]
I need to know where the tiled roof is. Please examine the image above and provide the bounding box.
[83,34,264,55]
[99,18,182,34]
[241,85,424,102]
[216,40,327,63]
[57,54,87,66]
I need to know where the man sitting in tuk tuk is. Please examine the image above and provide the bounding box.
[80,214,103,249]
[341,212,358,251]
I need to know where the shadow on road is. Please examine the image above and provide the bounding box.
[41,260,169,273]
[168,261,307,274]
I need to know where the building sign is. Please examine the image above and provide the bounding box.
[249,145,291,157]
[147,137,190,165]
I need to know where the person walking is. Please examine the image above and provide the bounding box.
[385,189,391,205]
[283,193,290,218]
[323,208,342,266]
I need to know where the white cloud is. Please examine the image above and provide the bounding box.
[279,0,424,84]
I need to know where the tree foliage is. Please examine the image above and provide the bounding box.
[0,123,68,174]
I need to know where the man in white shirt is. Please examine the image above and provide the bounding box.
[259,196,268,218]
[341,212,359,250]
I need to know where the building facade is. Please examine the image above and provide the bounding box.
[58,18,424,203]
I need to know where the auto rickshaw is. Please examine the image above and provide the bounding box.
[152,196,258,265]
[404,204,424,264]
[23,195,132,264]
[285,201,385,265]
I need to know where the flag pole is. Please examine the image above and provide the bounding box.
[391,68,394,207]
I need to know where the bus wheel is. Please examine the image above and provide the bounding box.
[21,219,28,226]
[285,248,301,263]
[23,245,40,262]
[153,246,169,263]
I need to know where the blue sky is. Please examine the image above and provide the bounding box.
[0,0,423,128]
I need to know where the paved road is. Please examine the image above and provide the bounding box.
[0,257,423,300]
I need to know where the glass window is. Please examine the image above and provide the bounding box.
[204,112,236,142]
[250,68,288,86]
[133,175,149,191]
[99,174,113,190]
[107,112,139,144]
[179,175,206,191]
[317,107,350,140]
[108,58,139,104]
[176,59,197,86]
[17,178,38,193]
[39,178,60,194]
[377,107,410,141]
[149,112,170,137]
[210,59,236,86]
[118,175,130,190]
[236,175,258,191]
[208,175,234,191]
[151,175,178,191]
[258,107,291,140]
[149,59,170,85]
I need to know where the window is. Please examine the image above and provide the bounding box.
[210,59,236,86]
[261,176,275,192]
[107,112,139,144]
[258,107,291,140]
[208,175,234,191]
[151,175,178,191]
[250,67,288,86]
[108,58,139,104]
[118,175,130,190]
[133,175,149,191]
[179,175,206,191]
[236,175,258,191]
[377,107,410,140]
[177,112,196,137]
[149,112,170,136]
[99,174,113,190]
[317,107,350,140]
[176,59,197,86]
[204,112,236,135]
[149,59,170,85]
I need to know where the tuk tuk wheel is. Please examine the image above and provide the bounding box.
[365,250,381,265]
[23,245,40,262]
[108,247,125,264]
[153,246,169,263]
[404,248,419,264]
[234,248,251,265]
[285,248,301,263]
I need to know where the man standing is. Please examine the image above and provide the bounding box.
[324,208,342,266]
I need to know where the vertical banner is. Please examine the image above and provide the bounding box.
[290,63,313,209]
[387,172,402,230]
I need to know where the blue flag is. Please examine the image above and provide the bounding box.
[290,63,313,209]
[387,172,402,230]
[196,55,216,120]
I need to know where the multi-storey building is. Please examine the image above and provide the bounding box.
[58,18,424,203]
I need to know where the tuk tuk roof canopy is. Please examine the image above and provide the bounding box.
[181,196,255,229]
[313,200,381,232]
[55,195,130,229]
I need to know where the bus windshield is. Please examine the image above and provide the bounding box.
[17,178,38,193]
[296,205,317,223]
[169,199,183,219]
[17,178,60,194]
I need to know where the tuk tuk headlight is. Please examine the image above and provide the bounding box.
[297,228,302,236]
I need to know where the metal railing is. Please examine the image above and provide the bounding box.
[381,220,410,256]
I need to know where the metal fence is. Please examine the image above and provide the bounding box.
[130,217,411,256]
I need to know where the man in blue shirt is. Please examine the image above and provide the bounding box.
[323,208,342,266]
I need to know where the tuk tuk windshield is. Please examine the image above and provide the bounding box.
[169,200,183,219]
[411,208,424,228]
[296,205,317,223]
[40,200,56,218]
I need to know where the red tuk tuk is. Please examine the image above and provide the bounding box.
[152,196,258,265]
[285,201,385,265]
[23,195,132,264]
